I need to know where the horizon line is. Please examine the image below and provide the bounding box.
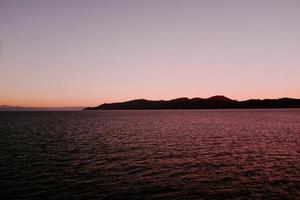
[2,95,300,108]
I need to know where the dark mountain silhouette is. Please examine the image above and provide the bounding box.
[84,96,300,110]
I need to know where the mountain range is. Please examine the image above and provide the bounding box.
[84,95,300,110]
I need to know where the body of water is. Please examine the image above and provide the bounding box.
[0,110,299,199]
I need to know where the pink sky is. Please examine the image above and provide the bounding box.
[1,0,300,107]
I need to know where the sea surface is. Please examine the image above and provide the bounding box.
[0,110,299,199]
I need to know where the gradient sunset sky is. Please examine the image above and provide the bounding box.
[1,0,299,107]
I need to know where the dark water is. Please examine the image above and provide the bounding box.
[0,110,299,199]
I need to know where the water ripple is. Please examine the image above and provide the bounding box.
[0,110,299,199]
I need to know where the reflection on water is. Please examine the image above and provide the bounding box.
[0,110,299,199]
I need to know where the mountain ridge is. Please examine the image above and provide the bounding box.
[84,96,300,110]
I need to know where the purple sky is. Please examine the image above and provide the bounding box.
[1,0,300,107]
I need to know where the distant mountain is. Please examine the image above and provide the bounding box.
[84,96,300,110]
[0,105,84,111]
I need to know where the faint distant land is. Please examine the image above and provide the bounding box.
[0,105,84,111]
[84,95,300,110]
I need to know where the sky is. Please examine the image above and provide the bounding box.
[0,0,300,107]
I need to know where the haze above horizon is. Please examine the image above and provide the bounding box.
[1,0,300,107]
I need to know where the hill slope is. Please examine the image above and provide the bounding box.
[84,96,300,110]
